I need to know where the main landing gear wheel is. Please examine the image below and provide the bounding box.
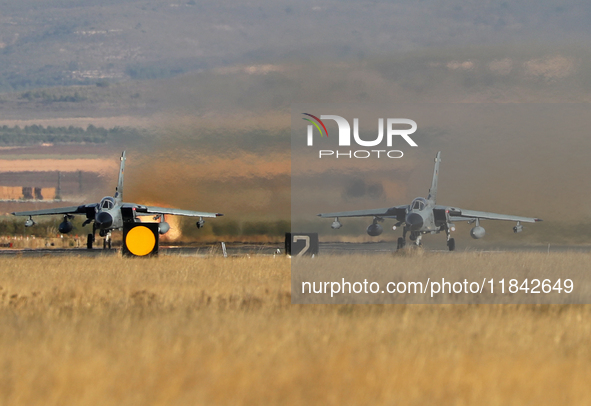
[87,234,94,249]
[447,238,455,251]
[397,237,406,250]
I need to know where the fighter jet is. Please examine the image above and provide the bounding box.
[12,151,222,249]
[318,151,541,251]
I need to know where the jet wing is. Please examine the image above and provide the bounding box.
[12,205,90,217]
[318,206,407,218]
[447,208,542,223]
[127,204,222,218]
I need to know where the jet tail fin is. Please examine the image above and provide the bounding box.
[427,151,441,203]
[114,151,126,201]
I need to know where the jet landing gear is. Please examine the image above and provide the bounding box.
[87,233,94,249]
[98,229,112,250]
[397,237,405,250]
[85,225,112,250]
[446,225,455,251]
[397,233,422,253]
[414,234,423,247]
[447,238,455,251]
[86,224,96,250]
[396,228,423,250]
[397,226,408,250]
[408,232,422,246]
[103,232,112,249]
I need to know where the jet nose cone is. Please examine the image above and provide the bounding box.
[406,213,423,231]
[95,212,113,229]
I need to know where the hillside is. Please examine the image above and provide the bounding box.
[0,0,589,92]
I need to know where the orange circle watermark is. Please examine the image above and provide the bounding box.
[125,226,156,256]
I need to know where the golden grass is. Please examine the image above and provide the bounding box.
[0,254,590,405]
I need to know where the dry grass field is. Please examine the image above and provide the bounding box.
[0,254,590,405]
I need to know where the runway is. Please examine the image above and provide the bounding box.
[0,243,283,258]
[0,241,588,257]
[319,241,591,254]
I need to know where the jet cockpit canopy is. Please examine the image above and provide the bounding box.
[100,197,115,210]
[410,197,427,211]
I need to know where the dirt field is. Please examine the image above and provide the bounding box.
[0,158,118,174]
[0,254,589,405]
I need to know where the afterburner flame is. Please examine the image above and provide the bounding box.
[135,202,183,242]
[160,215,182,241]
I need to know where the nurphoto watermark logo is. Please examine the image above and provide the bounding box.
[302,113,418,159]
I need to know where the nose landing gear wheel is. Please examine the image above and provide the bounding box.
[102,232,112,250]
[447,238,455,251]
